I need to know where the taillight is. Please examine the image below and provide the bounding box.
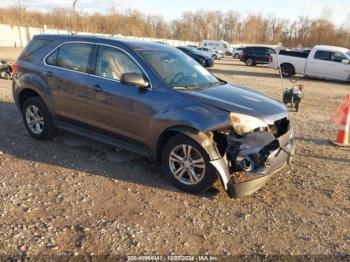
[12,62,19,76]
[240,51,245,57]
[269,56,273,63]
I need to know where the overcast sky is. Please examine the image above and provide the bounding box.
[4,0,350,25]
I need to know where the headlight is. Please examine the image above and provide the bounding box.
[229,113,268,135]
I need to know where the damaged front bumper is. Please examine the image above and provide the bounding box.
[211,127,296,198]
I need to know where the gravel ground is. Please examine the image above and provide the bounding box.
[0,57,349,259]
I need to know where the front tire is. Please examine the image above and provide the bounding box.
[162,134,218,194]
[212,54,217,60]
[22,97,56,140]
[234,54,240,59]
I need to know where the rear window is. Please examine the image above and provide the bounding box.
[45,43,93,73]
[20,39,52,60]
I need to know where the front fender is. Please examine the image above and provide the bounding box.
[165,126,222,161]
[153,103,230,132]
[147,102,231,158]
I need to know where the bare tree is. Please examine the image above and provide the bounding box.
[0,6,349,48]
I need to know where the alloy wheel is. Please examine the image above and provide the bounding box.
[246,58,254,66]
[168,144,206,185]
[25,105,44,135]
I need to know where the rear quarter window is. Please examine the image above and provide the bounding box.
[20,39,52,61]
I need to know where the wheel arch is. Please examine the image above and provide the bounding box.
[280,63,295,75]
[156,125,222,164]
[18,88,41,110]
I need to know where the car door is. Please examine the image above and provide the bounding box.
[255,47,267,63]
[326,52,350,81]
[306,50,332,78]
[84,44,153,146]
[44,42,95,124]
[248,47,260,62]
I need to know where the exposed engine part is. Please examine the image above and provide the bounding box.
[239,157,256,172]
[226,131,278,173]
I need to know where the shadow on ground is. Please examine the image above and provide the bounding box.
[0,100,221,199]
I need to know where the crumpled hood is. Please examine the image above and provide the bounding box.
[184,83,288,124]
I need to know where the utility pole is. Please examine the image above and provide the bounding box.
[72,0,78,34]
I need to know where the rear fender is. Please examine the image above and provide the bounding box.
[14,72,53,111]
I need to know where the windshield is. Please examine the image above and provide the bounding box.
[139,48,222,88]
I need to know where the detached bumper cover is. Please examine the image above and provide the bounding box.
[211,128,296,198]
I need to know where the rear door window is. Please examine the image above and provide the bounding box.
[268,48,276,54]
[314,51,332,61]
[46,49,59,66]
[46,43,94,73]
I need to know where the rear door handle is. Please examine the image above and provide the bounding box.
[45,71,55,78]
[92,84,102,92]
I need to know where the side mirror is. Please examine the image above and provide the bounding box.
[341,59,350,64]
[120,73,149,88]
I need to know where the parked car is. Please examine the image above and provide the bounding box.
[240,46,276,66]
[196,47,224,60]
[269,45,350,81]
[232,47,245,59]
[13,34,295,198]
[200,40,233,56]
[177,46,214,68]
[212,49,225,58]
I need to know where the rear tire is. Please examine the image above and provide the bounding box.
[245,58,255,66]
[22,97,56,140]
[162,134,218,194]
[198,58,206,67]
[212,54,217,60]
[280,64,295,77]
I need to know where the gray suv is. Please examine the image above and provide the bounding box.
[12,35,296,198]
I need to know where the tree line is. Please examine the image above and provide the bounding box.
[0,4,349,48]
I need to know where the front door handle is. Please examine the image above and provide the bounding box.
[92,84,102,92]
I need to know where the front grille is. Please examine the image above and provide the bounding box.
[269,117,290,138]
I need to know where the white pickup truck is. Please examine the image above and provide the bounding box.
[269,45,350,81]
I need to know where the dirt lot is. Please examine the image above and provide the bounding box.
[0,54,349,259]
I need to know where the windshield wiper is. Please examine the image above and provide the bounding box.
[173,86,204,91]
[207,81,226,88]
